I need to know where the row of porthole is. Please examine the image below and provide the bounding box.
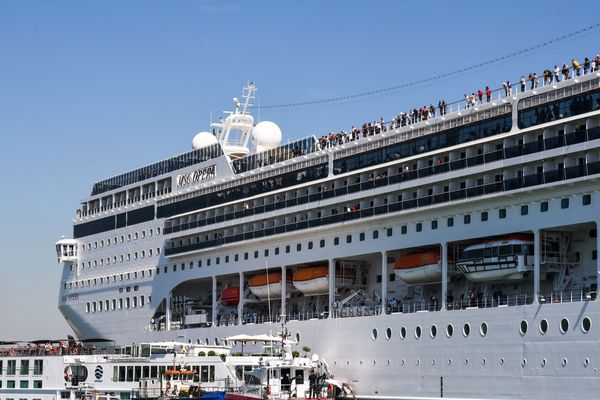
[372,322,488,341]
[333,357,597,372]
[520,316,592,335]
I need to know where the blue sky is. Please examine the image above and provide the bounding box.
[0,0,599,339]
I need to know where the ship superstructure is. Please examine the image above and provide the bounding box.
[46,67,600,400]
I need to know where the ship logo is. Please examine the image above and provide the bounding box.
[94,365,103,380]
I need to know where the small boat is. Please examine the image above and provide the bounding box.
[221,286,240,306]
[292,266,329,295]
[457,234,534,282]
[394,251,442,284]
[224,336,349,400]
[292,266,354,296]
[248,273,291,300]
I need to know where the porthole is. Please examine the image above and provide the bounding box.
[482,358,486,366]
[539,319,548,334]
[385,327,392,340]
[416,359,420,366]
[584,358,590,367]
[401,359,405,366]
[430,325,437,338]
[447,359,452,365]
[372,360,376,366]
[386,360,391,366]
[522,358,527,367]
[582,317,592,333]
[446,324,454,337]
[500,358,505,365]
[295,333,301,343]
[541,358,547,367]
[400,326,407,340]
[463,323,471,337]
[415,326,422,339]
[560,318,569,333]
[480,322,488,337]
[520,320,528,335]
[431,359,436,366]
[562,358,568,367]
[346,361,350,366]
[464,358,469,365]
[372,328,378,340]
[359,360,363,365]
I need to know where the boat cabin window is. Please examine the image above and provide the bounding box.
[294,370,305,384]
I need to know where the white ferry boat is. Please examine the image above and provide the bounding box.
[37,56,600,399]
[0,339,268,400]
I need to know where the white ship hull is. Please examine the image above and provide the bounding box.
[54,72,600,400]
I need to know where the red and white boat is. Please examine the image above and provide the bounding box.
[221,286,240,306]
[394,251,442,284]
[292,266,354,295]
[248,273,292,300]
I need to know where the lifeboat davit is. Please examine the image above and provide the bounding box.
[293,266,329,295]
[457,234,534,282]
[394,252,442,284]
[248,273,291,300]
[221,286,240,306]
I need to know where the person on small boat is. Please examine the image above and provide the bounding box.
[309,370,318,398]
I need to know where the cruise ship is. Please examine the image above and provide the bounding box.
[49,59,600,400]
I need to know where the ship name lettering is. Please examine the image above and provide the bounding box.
[177,165,216,187]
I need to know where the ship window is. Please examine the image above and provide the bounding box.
[359,233,365,241]
[346,235,352,243]
[400,326,407,339]
[254,251,259,259]
[447,217,454,227]
[480,322,488,336]
[297,243,302,251]
[385,327,392,340]
[207,259,212,266]
[400,225,407,234]
[334,237,339,246]
[446,324,454,337]
[264,249,269,257]
[540,201,548,212]
[415,326,422,339]
[20,380,29,388]
[430,325,437,338]
[464,215,471,224]
[285,245,291,253]
[583,194,592,205]
[561,198,569,209]
[416,223,422,232]
[275,247,280,255]
[235,254,239,262]
[371,329,378,341]
[582,317,591,333]
[387,228,393,237]
[372,230,379,239]
[592,250,597,260]
[431,220,438,230]
[244,252,249,260]
[198,260,202,268]
[521,205,529,215]
[560,318,569,333]
[225,255,230,263]
[320,239,326,247]
[481,211,488,221]
[463,323,470,337]
[498,208,507,219]
[520,320,528,335]
[539,319,549,334]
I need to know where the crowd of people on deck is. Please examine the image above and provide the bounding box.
[317,53,600,150]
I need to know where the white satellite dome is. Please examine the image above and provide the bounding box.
[252,121,282,152]
[192,131,218,150]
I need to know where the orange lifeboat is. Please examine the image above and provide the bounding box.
[394,251,442,284]
[248,273,291,300]
[293,266,329,295]
[221,286,240,306]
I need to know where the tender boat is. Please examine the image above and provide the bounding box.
[456,234,534,282]
[221,286,240,306]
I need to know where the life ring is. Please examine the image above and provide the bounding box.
[71,347,78,355]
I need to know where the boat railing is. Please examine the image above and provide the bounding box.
[0,344,118,358]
